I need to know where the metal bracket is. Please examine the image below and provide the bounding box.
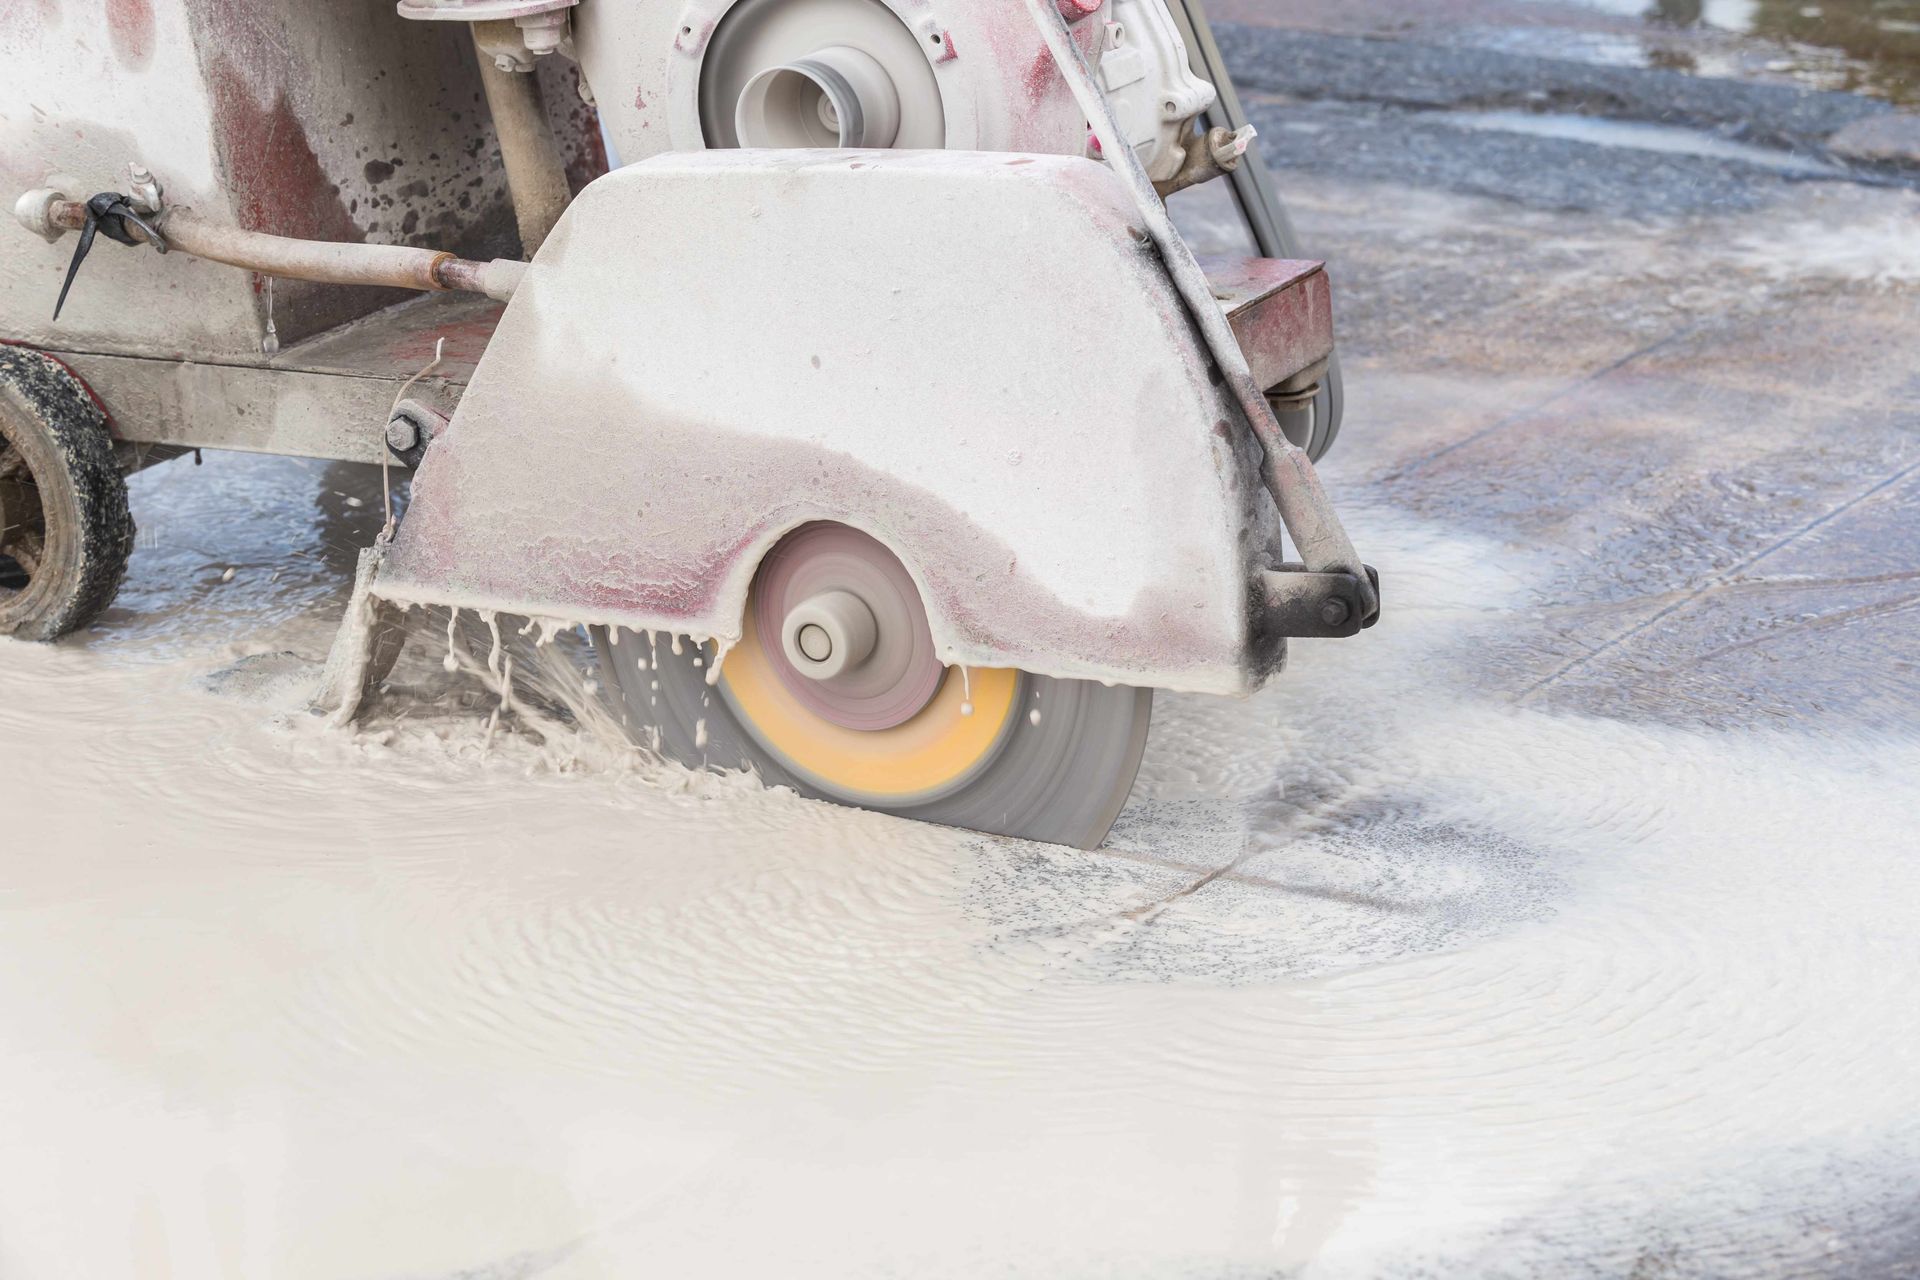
[1259,563,1381,638]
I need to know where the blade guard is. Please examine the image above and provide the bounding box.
[376,150,1296,696]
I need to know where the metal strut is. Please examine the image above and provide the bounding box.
[1021,0,1378,628]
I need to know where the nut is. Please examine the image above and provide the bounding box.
[385,415,421,453]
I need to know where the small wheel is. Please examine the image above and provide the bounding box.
[0,349,134,641]
[599,523,1151,849]
[1271,353,1343,463]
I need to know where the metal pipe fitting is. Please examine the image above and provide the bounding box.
[13,188,66,243]
[1154,123,1256,198]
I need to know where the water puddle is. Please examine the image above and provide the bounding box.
[1530,0,1920,103]
[1438,107,1844,173]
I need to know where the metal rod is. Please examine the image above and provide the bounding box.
[472,25,572,256]
[40,200,524,300]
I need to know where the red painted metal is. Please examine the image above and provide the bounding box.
[1205,256,1336,392]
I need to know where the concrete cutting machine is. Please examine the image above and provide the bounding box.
[2,0,1377,847]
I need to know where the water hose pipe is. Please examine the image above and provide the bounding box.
[15,189,526,302]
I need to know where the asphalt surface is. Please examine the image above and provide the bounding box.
[1216,23,1918,216]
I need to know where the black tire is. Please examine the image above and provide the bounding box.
[0,347,134,641]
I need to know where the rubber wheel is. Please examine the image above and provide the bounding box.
[0,348,134,642]
[596,524,1151,849]
[1270,353,1343,463]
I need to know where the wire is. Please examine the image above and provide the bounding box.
[381,336,445,542]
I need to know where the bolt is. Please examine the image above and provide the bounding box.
[1319,599,1350,629]
[385,416,420,453]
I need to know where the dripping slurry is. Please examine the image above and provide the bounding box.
[1029,686,1042,728]
[642,632,662,751]
[695,641,711,757]
[959,665,974,718]
[479,610,509,749]
[442,607,461,673]
[483,611,504,680]
[687,637,729,756]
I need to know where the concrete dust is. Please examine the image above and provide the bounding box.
[1729,188,1920,286]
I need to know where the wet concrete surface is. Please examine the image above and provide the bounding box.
[1211,0,1920,107]
[4,10,1920,1280]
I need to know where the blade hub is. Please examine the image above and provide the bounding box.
[781,588,878,679]
[752,523,943,731]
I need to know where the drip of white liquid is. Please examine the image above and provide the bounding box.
[705,639,732,688]
[442,608,460,673]
[959,665,973,717]
[670,634,684,656]
[482,611,503,680]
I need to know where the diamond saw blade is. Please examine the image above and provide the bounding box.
[597,525,1151,849]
